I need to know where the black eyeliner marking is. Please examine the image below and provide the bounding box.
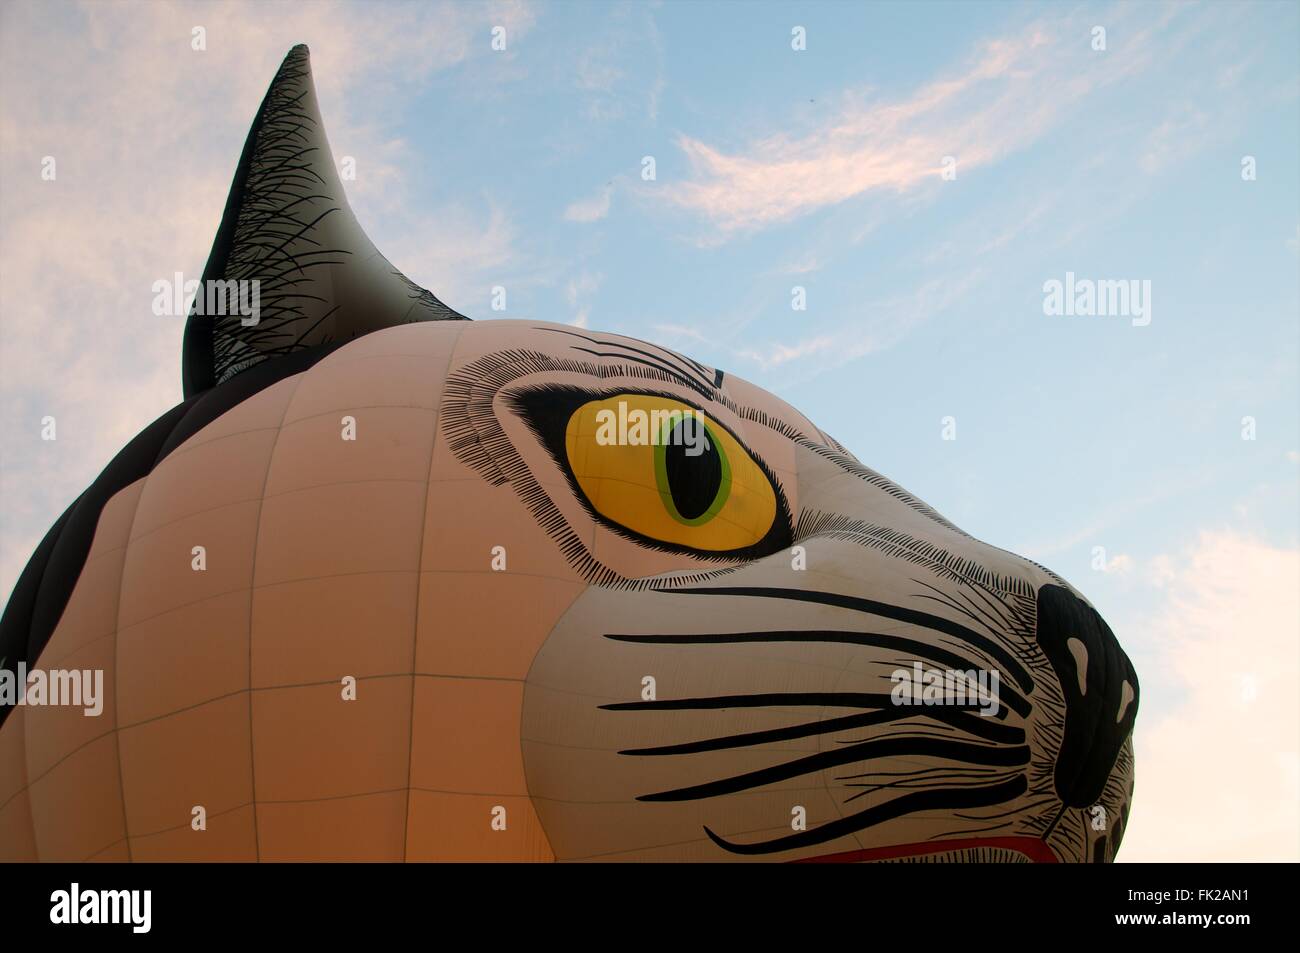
[507,383,795,562]
[569,347,716,401]
[535,326,718,395]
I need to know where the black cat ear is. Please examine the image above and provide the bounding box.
[181,44,468,397]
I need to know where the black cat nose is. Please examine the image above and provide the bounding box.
[1035,584,1139,807]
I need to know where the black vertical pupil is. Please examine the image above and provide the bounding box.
[665,419,722,520]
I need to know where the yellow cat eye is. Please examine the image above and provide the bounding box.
[563,394,777,552]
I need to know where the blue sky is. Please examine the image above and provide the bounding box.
[1,0,1297,859]
[392,3,1300,702]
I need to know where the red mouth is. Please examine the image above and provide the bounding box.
[792,836,1059,863]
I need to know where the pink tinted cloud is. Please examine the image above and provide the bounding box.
[667,15,1148,234]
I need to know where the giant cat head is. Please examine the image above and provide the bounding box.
[0,46,1136,862]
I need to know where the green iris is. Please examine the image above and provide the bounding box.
[653,416,732,527]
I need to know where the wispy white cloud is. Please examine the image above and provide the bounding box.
[564,183,615,222]
[651,322,710,344]
[1138,103,1211,174]
[386,203,519,316]
[1119,532,1299,861]
[572,3,665,122]
[565,270,602,328]
[665,7,1175,236]
[738,335,838,371]
[1102,553,1136,575]
[776,253,822,275]
[730,267,985,377]
[576,48,624,94]
[0,0,538,597]
[1018,457,1232,567]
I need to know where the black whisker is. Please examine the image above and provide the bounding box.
[621,709,900,756]
[602,692,896,712]
[637,738,1030,802]
[1041,802,1069,839]
[841,769,1023,803]
[963,580,1030,635]
[912,578,1015,641]
[703,776,1029,855]
[959,795,1060,824]
[658,586,1034,693]
[842,765,1003,785]
[618,704,1024,757]
[605,630,1029,717]
[939,819,1018,836]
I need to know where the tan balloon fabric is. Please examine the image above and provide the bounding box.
[1,42,1138,863]
[0,319,1137,863]
[11,481,143,861]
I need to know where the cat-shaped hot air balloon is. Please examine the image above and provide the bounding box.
[0,45,1137,862]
